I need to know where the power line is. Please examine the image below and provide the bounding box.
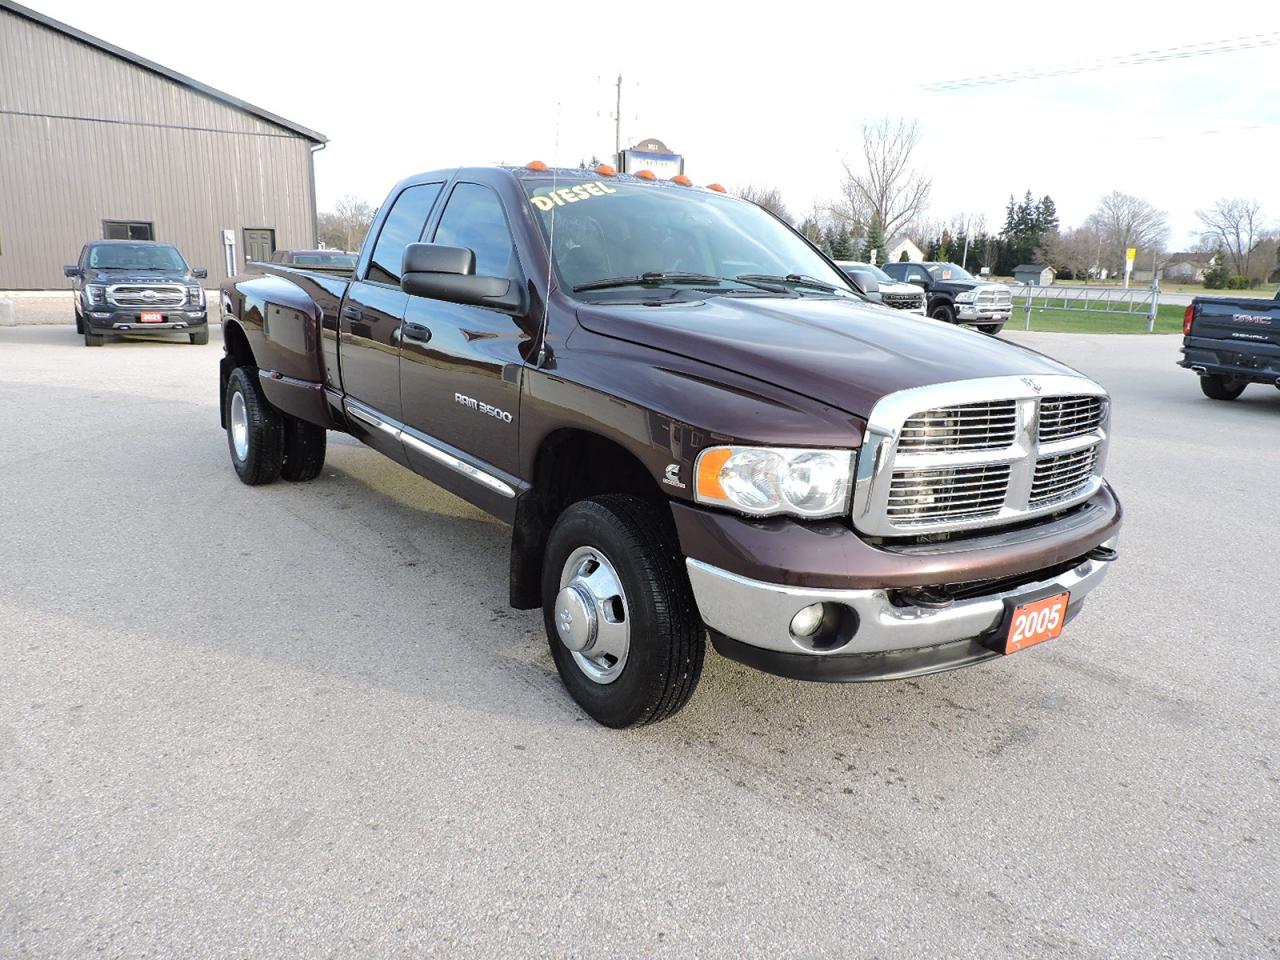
[923,31,1280,91]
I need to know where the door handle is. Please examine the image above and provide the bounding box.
[403,322,432,343]
[341,305,363,322]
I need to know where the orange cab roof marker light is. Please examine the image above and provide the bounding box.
[635,169,657,181]
[706,183,727,193]
[527,160,548,171]
[595,163,617,176]
[671,175,692,186]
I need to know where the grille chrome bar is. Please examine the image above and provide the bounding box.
[852,375,1109,536]
[106,283,187,308]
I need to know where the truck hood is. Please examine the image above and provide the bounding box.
[576,295,1083,418]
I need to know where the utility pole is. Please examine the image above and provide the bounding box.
[614,74,623,161]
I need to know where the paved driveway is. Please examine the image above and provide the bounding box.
[1,325,1277,959]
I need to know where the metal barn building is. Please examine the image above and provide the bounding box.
[0,0,325,289]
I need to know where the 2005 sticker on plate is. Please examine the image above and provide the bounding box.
[1005,592,1069,654]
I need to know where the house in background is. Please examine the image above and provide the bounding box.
[0,0,325,288]
[1013,263,1056,286]
[1162,253,1213,283]
[884,237,925,264]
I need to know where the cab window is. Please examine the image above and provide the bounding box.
[366,182,443,286]
[432,183,520,280]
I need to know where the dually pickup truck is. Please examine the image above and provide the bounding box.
[1178,291,1280,400]
[219,163,1122,727]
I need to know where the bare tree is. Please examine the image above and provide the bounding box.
[1084,191,1169,276]
[734,184,792,224]
[318,195,376,252]
[836,118,932,243]
[1043,225,1102,281]
[1196,198,1264,280]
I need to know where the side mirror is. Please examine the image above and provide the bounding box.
[840,268,873,296]
[193,267,208,279]
[400,243,525,315]
[63,265,80,278]
[908,278,928,288]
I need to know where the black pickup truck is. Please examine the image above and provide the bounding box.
[219,164,1122,727]
[64,240,209,346]
[1179,292,1280,400]
[882,261,1013,334]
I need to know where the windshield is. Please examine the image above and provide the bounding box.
[87,243,187,271]
[926,262,975,282]
[293,252,357,267]
[843,262,894,283]
[523,178,855,298]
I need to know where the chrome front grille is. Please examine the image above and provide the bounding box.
[852,375,1110,537]
[898,400,1017,453]
[106,284,187,308]
[1031,447,1099,506]
[887,462,1012,525]
[975,286,1013,308]
[881,292,924,310]
[1038,395,1105,443]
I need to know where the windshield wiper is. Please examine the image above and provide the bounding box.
[736,273,844,294]
[573,272,732,292]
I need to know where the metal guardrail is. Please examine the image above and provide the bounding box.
[1012,283,1161,332]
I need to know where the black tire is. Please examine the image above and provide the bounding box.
[979,323,1003,336]
[225,366,284,485]
[281,417,327,482]
[1200,375,1247,401]
[190,328,209,346]
[930,303,956,324]
[83,329,105,347]
[75,311,84,335]
[542,495,705,728]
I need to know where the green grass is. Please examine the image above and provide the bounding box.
[1006,300,1186,334]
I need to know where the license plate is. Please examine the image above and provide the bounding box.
[140,311,163,323]
[1004,592,1069,654]
[992,312,1008,321]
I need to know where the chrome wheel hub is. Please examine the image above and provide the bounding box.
[555,546,630,684]
[229,390,249,461]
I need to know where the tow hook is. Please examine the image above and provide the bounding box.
[896,585,954,609]
[1086,545,1119,562]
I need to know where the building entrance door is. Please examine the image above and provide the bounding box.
[243,228,275,265]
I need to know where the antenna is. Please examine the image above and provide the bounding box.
[536,101,561,369]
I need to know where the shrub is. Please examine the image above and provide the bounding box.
[1225,275,1251,290]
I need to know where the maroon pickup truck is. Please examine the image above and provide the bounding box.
[219,164,1122,727]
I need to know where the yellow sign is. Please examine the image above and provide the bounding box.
[1125,247,1137,264]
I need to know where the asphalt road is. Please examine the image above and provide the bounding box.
[2,324,1277,959]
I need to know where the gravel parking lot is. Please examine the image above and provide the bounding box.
[2,324,1277,959]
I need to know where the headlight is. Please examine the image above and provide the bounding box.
[84,284,105,305]
[956,290,977,303]
[694,446,854,519]
[186,284,205,306]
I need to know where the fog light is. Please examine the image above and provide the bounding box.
[790,603,826,638]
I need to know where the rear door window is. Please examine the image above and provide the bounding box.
[366,183,443,286]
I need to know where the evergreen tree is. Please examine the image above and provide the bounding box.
[899,248,910,262]
[829,230,855,260]
[862,217,886,264]
[1203,246,1230,289]
[1035,195,1059,234]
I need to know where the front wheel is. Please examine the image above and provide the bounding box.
[1199,375,1247,401]
[930,303,956,324]
[225,366,284,484]
[190,328,209,345]
[542,495,705,728]
[979,323,1003,336]
[83,329,105,347]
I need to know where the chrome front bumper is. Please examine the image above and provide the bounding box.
[687,541,1115,659]
[957,304,1011,322]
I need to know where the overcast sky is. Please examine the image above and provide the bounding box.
[33,0,1280,249]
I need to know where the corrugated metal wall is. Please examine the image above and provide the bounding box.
[0,7,318,289]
